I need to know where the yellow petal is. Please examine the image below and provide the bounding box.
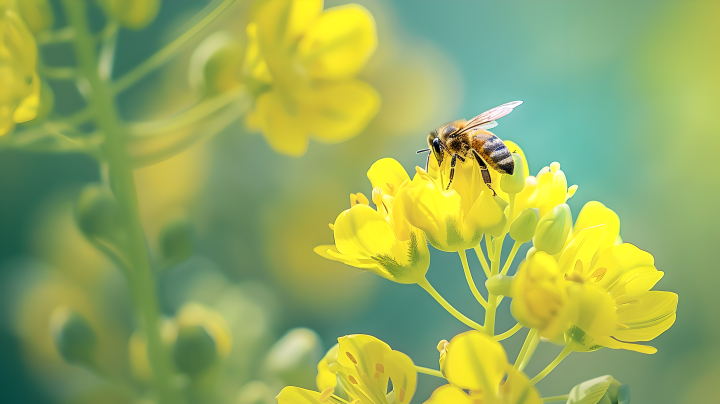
[538,169,568,218]
[533,204,572,255]
[298,4,377,80]
[286,0,324,42]
[316,343,339,391]
[557,224,607,275]
[504,366,543,404]
[384,350,417,404]
[465,189,504,235]
[303,80,380,143]
[592,336,657,354]
[276,386,323,404]
[443,331,508,394]
[337,335,391,403]
[568,284,617,339]
[333,205,395,259]
[367,158,410,197]
[572,202,620,255]
[13,73,40,123]
[424,385,472,404]
[594,244,661,298]
[614,291,677,342]
[255,91,309,156]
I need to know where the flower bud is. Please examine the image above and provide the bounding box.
[101,0,160,30]
[509,208,538,243]
[158,215,194,266]
[17,0,54,32]
[75,184,122,242]
[188,31,244,96]
[533,204,571,255]
[566,375,629,404]
[485,274,513,296]
[500,153,526,194]
[50,307,97,366]
[173,324,217,376]
[263,328,322,388]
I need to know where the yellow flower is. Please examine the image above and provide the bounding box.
[395,161,506,252]
[101,0,160,30]
[430,331,541,404]
[16,0,53,33]
[0,3,40,136]
[514,161,578,221]
[511,202,678,353]
[279,334,417,404]
[315,158,430,284]
[247,0,380,156]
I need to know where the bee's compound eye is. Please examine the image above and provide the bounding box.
[440,126,456,137]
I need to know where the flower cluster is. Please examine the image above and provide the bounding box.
[243,0,380,156]
[303,136,678,403]
[0,0,41,136]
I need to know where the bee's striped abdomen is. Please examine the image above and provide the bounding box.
[471,132,515,174]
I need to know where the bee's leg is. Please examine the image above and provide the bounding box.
[446,154,458,190]
[472,150,497,196]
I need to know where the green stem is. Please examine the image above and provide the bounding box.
[519,330,540,372]
[493,322,523,341]
[529,345,572,385]
[514,328,537,370]
[458,250,487,308]
[484,234,505,335]
[501,240,521,276]
[417,278,484,332]
[415,366,445,379]
[112,0,238,94]
[472,245,491,278]
[543,395,570,403]
[63,2,176,403]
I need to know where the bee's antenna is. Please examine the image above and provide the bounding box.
[416,148,430,154]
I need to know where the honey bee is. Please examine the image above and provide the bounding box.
[417,101,523,195]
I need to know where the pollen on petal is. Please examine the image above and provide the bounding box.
[319,387,335,402]
[346,351,358,364]
[348,375,358,384]
[375,363,384,373]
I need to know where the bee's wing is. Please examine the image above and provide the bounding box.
[460,101,522,133]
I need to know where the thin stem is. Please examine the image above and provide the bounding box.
[519,330,540,372]
[485,235,494,259]
[484,234,505,335]
[63,2,176,403]
[458,250,488,308]
[501,240,521,276]
[36,26,75,44]
[529,345,572,385]
[40,66,78,80]
[415,366,445,379]
[112,0,238,93]
[493,322,523,342]
[514,328,537,370]
[472,245,491,278]
[417,278,484,332]
[543,395,570,403]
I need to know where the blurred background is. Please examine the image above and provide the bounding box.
[0,0,716,403]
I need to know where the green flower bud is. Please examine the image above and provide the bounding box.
[50,307,97,366]
[533,203,571,255]
[509,208,538,243]
[17,0,54,32]
[99,0,160,30]
[188,31,244,96]
[263,328,322,388]
[566,375,629,404]
[75,184,122,242]
[485,274,513,296]
[173,324,217,377]
[500,153,526,194]
[237,380,274,404]
[158,215,194,266]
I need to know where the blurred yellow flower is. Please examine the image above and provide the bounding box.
[511,202,678,353]
[0,2,41,136]
[101,0,160,30]
[395,162,506,252]
[431,331,541,404]
[315,158,430,284]
[16,0,53,33]
[246,0,380,156]
[280,334,416,404]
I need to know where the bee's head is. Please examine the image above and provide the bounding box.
[427,131,444,166]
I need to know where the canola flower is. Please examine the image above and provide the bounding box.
[244,0,380,156]
[312,136,678,402]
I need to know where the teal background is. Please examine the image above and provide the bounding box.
[1,1,714,403]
